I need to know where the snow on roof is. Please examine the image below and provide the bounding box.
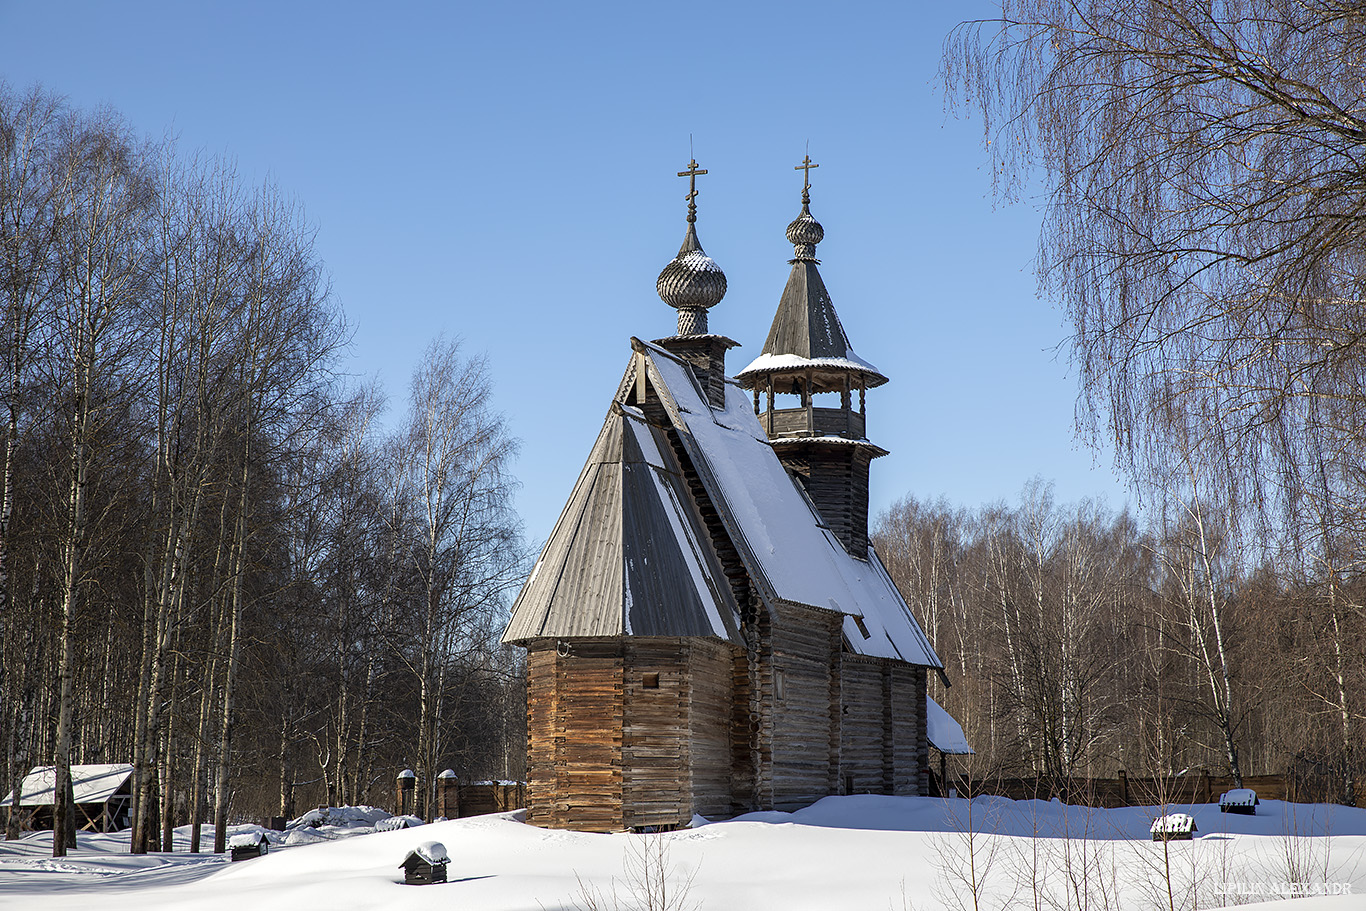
[410,841,449,865]
[1150,813,1197,834]
[640,342,941,667]
[228,831,266,848]
[927,697,974,755]
[1219,788,1258,807]
[735,350,883,380]
[674,250,723,274]
[0,764,134,807]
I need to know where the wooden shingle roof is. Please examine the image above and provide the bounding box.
[503,401,742,644]
[735,203,888,390]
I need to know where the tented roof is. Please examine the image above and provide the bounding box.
[503,402,743,644]
[1,764,134,807]
[735,260,887,390]
[927,697,974,755]
[633,341,941,667]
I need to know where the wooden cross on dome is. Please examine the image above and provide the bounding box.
[678,158,707,223]
[795,154,818,204]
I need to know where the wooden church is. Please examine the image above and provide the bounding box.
[502,159,949,832]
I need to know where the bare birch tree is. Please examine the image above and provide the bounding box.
[0,84,62,840]
[386,338,521,819]
[45,109,155,856]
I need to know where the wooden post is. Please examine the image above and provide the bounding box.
[766,378,775,435]
[1118,769,1129,806]
[804,369,814,432]
[1200,768,1211,804]
[842,375,852,437]
[396,769,416,816]
[436,769,459,819]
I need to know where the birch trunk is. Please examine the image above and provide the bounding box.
[213,457,249,854]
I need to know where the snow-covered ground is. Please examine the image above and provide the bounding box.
[0,795,1361,910]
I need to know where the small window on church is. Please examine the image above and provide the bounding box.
[643,673,660,689]
[774,670,786,701]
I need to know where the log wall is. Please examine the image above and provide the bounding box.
[622,641,689,829]
[525,640,624,832]
[526,637,744,832]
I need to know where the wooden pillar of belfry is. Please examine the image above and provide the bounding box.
[396,769,416,816]
[804,369,814,430]
[766,377,775,435]
[437,770,459,819]
[842,375,852,436]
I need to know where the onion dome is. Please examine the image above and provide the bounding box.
[656,223,727,310]
[657,159,726,336]
[786,204,824,262]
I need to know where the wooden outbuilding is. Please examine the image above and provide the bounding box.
[400,841,449,885]
[503,159,956,832]
[0,764,134,833]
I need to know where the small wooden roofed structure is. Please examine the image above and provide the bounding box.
[927,697,974,756]
[0,764,134,833]
[927,696,974,795]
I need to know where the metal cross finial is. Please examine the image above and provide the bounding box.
[795,154,818,205]
[678,158,707,224]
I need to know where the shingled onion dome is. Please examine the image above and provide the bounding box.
[657,161,727,336]
[786,201,824,262]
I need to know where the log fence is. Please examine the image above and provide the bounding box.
[937,771,1363,809]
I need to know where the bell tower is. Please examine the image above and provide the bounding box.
[735,158,888,557]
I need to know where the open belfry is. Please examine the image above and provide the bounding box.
[502,158,947,832]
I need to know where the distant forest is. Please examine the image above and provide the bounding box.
[875,482,1362,805]
[0,85,527,854]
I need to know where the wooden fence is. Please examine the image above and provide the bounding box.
[454,781,526,817]
[938,770,1364,809]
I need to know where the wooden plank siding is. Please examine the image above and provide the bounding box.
[760,406,865,439]
[687,639,738,819]
[891,665,927,796]
[839,659,885,794]
[769,603,844,810]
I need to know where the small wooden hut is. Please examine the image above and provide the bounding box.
[1,764,134,833]
[503,160,958,831]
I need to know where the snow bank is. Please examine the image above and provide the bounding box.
[0,796,1361,910]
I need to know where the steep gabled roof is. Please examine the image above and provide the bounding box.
[631,340,941,668]
[503,401,742,644]
[1,764,134,807]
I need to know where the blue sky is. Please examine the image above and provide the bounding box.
[1,1,1132,544]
